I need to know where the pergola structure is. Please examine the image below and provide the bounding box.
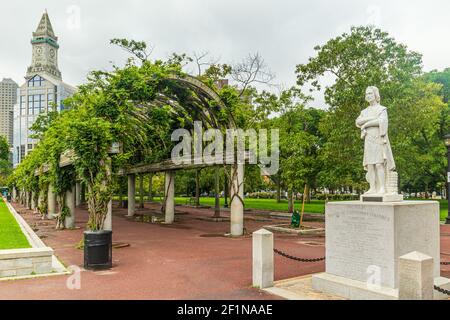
[16,74,247,236]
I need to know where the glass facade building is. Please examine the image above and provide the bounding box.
[13,11,76,167]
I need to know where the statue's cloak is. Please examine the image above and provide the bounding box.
[356,105,396,172]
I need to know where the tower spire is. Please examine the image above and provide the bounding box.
[27,11,61,80]
[33,10,57,41]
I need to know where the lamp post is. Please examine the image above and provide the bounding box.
[444,134,450,224]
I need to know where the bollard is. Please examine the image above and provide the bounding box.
[252,229,274,289]
[398,251,434,300]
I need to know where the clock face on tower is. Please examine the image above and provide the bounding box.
[50,49,55,58]
[36,47,43,56]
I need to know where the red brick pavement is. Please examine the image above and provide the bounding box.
[2,201,450,300]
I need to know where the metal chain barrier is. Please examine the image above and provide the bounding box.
[273,248,325,263]
[434,285,450,296]
[273,250,450,264]
[272,248,450,294]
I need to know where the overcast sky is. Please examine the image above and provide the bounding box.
[1,0,450,107]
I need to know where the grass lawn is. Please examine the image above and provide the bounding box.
[130,196,450,221]
[0,198,31,250]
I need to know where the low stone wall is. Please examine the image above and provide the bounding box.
[0,247,53,278]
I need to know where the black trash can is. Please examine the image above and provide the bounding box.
[84,230,112,270]
[122,200,128,208]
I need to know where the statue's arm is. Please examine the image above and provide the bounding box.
[356,115,370,128]
[361,119,380,129]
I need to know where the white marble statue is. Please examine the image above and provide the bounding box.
[356,86,396,196]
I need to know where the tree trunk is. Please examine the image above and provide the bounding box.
[287,189,294,213]
[118,186,123,208]
[195,169,200,207]
[304,184,311,204]
[276,179,281,203]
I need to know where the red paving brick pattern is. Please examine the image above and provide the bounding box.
[0,202,326,300]
[2,201,450,300]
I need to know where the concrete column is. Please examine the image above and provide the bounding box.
[47,184,57,219]
[164,171,175,224]
[127,174,136,217]
[252,229,274,289]
[64,185,76,229]
[103,198,113,231]
[230,163,244,236]
[399,251,434,300]
[139,174,144,209]
[75,182,82,207]
[12,187,17,202]
[27,191,32,210]
[31,192,36,210]
[37,192,43,213]
[148,173,153,201]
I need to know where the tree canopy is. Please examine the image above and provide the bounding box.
[296,26,447,193]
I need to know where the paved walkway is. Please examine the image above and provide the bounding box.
[3,201,450,300]
[0,201,327,300]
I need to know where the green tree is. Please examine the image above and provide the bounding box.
[296,26,445,192]
[0,135,11,186]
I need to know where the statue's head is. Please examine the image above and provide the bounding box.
[365,86,381,104]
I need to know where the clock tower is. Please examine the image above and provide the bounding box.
[26,10,61,80]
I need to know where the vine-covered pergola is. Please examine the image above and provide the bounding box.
[10,53,249,237]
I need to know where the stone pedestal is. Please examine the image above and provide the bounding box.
[312,201,444,300]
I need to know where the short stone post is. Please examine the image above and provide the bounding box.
[252,229,274,289]
[164,171,175,224]
[399,251,434,300]
[127,174,136,217]
[47,184,56,219]
[64,185,76,229]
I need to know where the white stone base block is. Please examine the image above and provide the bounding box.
[312,273,398,300]
[312,273,450,300]
[313,201,444,300]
